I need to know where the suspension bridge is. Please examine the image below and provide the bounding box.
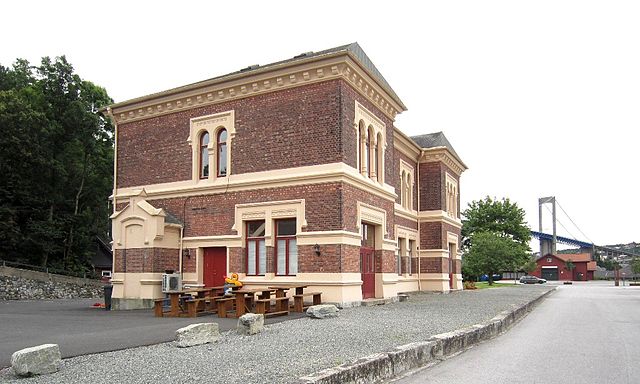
[533,196,639,260]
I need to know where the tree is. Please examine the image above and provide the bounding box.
[461,196,531,250]
[522,258,538,275]
[565,259,576,280]
[631,257,640,280]
[0,56,113,273]
[463,231,529,285]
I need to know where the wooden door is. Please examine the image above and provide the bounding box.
[203,247,227,287]
[360,247,375,299]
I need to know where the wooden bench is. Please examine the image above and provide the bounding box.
[185,296,222,317]
[216,297,236,318]
[255,297,290,317]
[293,292,322,312]
[154,298,170,317]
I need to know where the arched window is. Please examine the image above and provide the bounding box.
[217,128,227,177]
[376,132,383,183]
[364,128,370,176]
[400,170,406,207]
[357,120,365,171]
[199,132,209,179]
[406,174,412,209]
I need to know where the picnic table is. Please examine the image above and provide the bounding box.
[268,284,321,312]
[154,286,226,318]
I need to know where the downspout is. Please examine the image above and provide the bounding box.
[417,149,422,292]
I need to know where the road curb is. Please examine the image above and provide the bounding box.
[297,288,557,384]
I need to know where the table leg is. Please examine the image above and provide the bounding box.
[170,294,179,317]
[236,294,246,317]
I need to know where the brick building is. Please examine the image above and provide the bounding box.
[106,43,467,309]
[534,253,596,281]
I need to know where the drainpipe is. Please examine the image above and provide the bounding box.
[417,149,423,292]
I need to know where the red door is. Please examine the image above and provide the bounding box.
[448,243,455,289]
[203,247,227,287]
[360,248,375,299]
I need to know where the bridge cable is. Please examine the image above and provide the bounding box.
[555,199,595,244]
[543,204,579,241]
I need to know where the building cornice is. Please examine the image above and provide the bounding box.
[393,128,421,160]
[418,210,463,229]
[111,162,398,204]
[106,52,405,124]
[419,147,468,176]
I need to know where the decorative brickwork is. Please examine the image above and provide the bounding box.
[395,215,418,230]
[341,183,395,238]
[114,248,179,273]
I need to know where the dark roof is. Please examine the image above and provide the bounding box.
[164,211,183,225]
[110,42,406,111]
[410,131,462,160]
[92,237,112,268]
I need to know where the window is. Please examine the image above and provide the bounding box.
[397,237,406,275]
[199,132,209,179]
[101,270,112,278]
[445,174,458,218]
[275,219,297,276]
[217,129,227,177]
[361,223,375,248]
[408,239,415,275]
[547,257,552,263]
[365,128,371,177]
[399,161,414,211]
[354,102,386,183]
[246,221,266,275]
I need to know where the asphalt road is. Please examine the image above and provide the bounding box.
[0,298,304,368]
[392,281,640,384]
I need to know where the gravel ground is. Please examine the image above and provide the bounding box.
[0,285,553,384]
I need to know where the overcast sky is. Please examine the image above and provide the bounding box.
[3,1,638,248]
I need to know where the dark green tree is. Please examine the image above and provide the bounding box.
[461,196,531,250]
[463,231,529,285]
[0,56,113,273]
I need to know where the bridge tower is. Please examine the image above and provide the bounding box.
[538,196,557,255]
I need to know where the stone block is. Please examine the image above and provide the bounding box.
[11,344,61,376]
[175,323,219,347]
[306,304,339,319]
[237,313,264,335]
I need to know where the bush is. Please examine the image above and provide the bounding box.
[464,281,477,290]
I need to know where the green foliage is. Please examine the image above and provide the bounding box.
[632,257,640,276]
[461,196,531,251]
[463,231,529,285]
[0,56,113,272]
[565,259,575,271]
[521,257,538,274]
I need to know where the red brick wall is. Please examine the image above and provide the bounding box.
[149,182,343,237]
[419,257,447,274]
[116,80,344,188]
[114,248,179,273]
[419,162,443,211]
[341,183,395,239]
[395,215,418,230]
[419,221,461,250]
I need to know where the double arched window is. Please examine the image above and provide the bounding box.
[198,128,228,180]
[399,163,414,210]
[358,120,384,183]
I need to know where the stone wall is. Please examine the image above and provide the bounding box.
[0,266,104,300]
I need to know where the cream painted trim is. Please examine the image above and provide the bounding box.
[113,162,398,204]
[297,231,362,246]
[446,231,461,259]
[394,206,418,221]
[445,173,459,219]
[140,279,161,285]
[420,147,467,175]
[232,199,306,246]
[418,210,463,229]
[393,128,421,160]
[182,235,243,248]
[418,273,450,282]
[395,225,418,242]
[418,249,449,258]
[382,238,397,251]
[188,110,235,181]
[108,54,403,124]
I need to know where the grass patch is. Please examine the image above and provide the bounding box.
[474,281,517,289]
